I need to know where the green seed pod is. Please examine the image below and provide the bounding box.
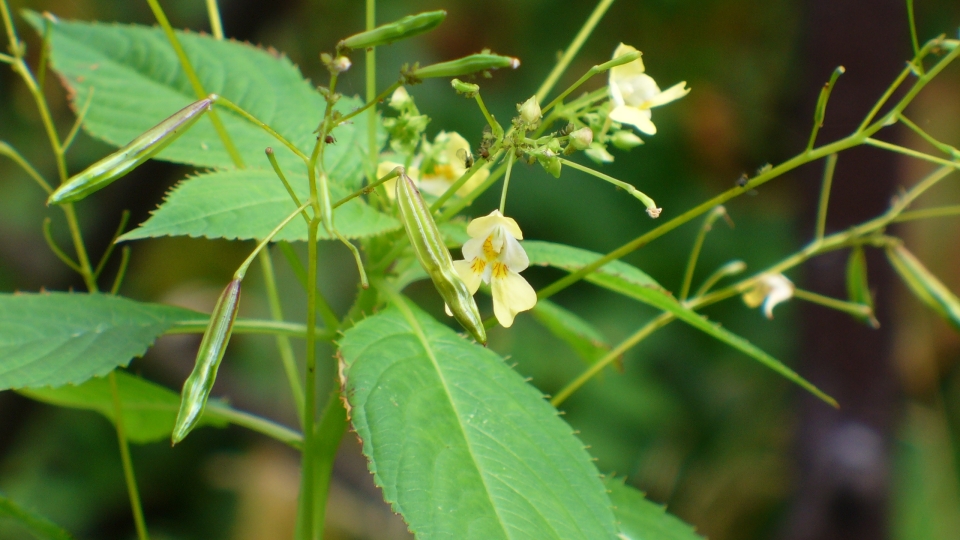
[886,244,960,330]
[411,53,520,80]
[172,278,241,444]
[451,78,480,98]
[48,96,216,205]
[845,246,879,328]
[338,10,446,51]
[396,174,486,344]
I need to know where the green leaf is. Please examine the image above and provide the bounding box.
[26,13,378,188]
[0,492,73,540]
[18,371,228,444]
[604,478,704,540]
[339,295,619,539]
[0,292,197,389]
[525,241,837,408]
[887,244,960,331]
[532,299,612,366]
[118,169,399,242]
[845,246,879,328]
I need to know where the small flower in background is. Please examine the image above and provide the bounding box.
[742,273,795,319]
[454,210,537,327]
[608,43,690,135]
[376,131,489,199]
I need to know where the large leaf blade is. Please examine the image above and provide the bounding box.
[339,296,618,539]
[118,168,399,242]
[0,293,197,389]
[18,371,228,444]
[605,478,704,540]
[28,13,375,185]
[525,241,837,407]
[0,493,73,540]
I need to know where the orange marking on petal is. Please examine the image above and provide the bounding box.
[482,236,497,260]
[470,257,487,274]
[491,261,509,279]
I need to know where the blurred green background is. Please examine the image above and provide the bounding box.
[2,0,960,539]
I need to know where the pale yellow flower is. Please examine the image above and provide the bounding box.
[608,43,690,135]
[419,131,488,197]
[742,273,794,319]
[453,210,537,327]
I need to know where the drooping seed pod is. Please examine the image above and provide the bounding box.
[338,10,446,51]
[410,54,520,80]
[172,278,241,444]
[48,96,217,205]
[395,173,487,344]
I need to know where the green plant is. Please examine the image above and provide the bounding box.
[1,0,959,538]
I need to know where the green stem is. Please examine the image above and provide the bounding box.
[41,219,82,273]
[898,114,960,157]
[906,0,920,60]
[205,402,304,449]
[366,0,378,188]
[864,138,960,170]
[431,151,503,212]
[234,202,312,279]
[535,0,616,101]
[337,80,402,125]
[679,206,727,301]
[792,288,874,319]
[474,92,502,138]
[259,250,306,427]
[109,371,150,540]
[499,153,515,214]
[559,158,659,211]
[298,219,321,540]
[205,0,224,40]
[110,247,132,295]
[0,141,52,193]
[438,159,508,222]
[62,89,95,152]
[145,0,244,168]
[95,211,131,279]
[310,390,348,539]
[894,205,960,222]
[216,97,309,161]
[815,153,838,241]
[167,318,335,340]
[276,242,341,331]
[541,51,639,115]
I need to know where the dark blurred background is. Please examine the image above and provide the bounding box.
[2,0,960,539]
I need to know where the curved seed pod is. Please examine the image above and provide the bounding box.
[172,278,241,444]
[49,95,217,205]
[886,244,960,330]
[396,173,486,344]
[338,10,446,51]
[410,54,520,80]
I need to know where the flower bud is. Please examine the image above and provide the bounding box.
[584,142,615,164]
[389,86,412,110]
[569,127,593,150]
[173,278,241,444]
[451,78,480,98]
[338,10,446,51]
[409,53,520,80]
[331,55,352,73]
[49,96,216,205]
[611,130,644,150]
[518,95,541,126]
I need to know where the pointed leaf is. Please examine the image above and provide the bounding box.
[339,296,619,539]
[26,13,379,188]
[119,168,399,242]
[846,246,879,328]
[604,478,704,540]
[887,244,960,331]
[525,241,837,407]
[0,293,198,389]
[18,371,228,444]
[532,299,612,366]
[0,493,73,540]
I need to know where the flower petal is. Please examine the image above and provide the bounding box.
[500,234,529,272]
[610,43,645,78]
[609,105,657,135]
[645,82,690,108]
[491,269,537,327]
[461,236,487,263]
[453,259,483,294]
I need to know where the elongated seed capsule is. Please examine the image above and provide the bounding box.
[172,278,241,444]
[411,54,520,80]
[338,10,446,51]
[396,173,486,344]
[48,95,217,205]
[886,244,960,330]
